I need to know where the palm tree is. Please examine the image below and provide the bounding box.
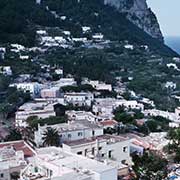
[42,128,60,147]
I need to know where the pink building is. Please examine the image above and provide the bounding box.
[41,87,59,98]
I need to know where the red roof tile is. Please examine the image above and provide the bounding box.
[100,120,118,126]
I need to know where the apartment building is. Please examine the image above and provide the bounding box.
[64,92,94,107]
[15,101,56,127]
[0,140,35,180]
[34,121,103,147]
[20,147,118,180]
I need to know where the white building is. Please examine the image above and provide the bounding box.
[0,66,12,76]
[36,30,47,35]
[11,44,25,52]
[0,147,26,180]
[34,121,103,147]
[60,16,66,20]
[124,44,134,50]
[15,101,56,127]
[115,100,144,111]
[83,80,112,91]
[139,97,155,107]
[53,78,77,88]
[82,26,91,33]
[0,140,35,180]
[36,0,41,4]
[175,107,180,117]
[20,55,29,60]
[144,109,179,121]
[167,63,179,71]
[0,48,5,60]
[92,33,104,42]
[20,147,118,180]
[93,98,116,120]
[10,82,42,97]
[66,110,99,122]
[72,37,88,42]
[63,135,131,175]
[63,31,71,36]
[55,68,63,76]
[165,81,176,89]
[93,98,144,120]
[64,92,94,107]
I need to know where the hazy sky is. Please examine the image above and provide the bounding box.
[147,0,180,37]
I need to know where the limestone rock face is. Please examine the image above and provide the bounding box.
[104,0,163,41]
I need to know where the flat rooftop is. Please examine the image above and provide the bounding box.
[37,147,115,173]
[39,120,102,132]
[0,140,36,158]
[64,135,129,147]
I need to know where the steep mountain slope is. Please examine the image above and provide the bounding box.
[0,0,178,56]
[104,0,163,41]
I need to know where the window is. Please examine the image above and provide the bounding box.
[108,150,112,158]
[92,147,95,155]
[98,147,102,151]
[68,134,72,139]
[0,174,3,178]
[77,151,82,155]
[101,153,105,157]
[92,130,95,136]
[123,146,128,153]
[78,132,83,136]
[85,149,88,156]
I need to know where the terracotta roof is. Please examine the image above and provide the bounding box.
[132,139,150,149]
[100,120,118,126]
[0,140,36,158]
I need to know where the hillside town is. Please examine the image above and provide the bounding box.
[0,60,180,180]
[0,0,180,180]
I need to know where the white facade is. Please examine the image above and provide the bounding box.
[0,146,27,180]
[144,109,180,121]
[55,68,63,75]
[92,33,104,41]
[20,147,117,180]
[83,80,112,91]
[15,101,56,127]
[82,26,91,33]
[139,97,155,107]
[34,121,103,147]
[36,0,41,4]
[10,82,42,97]
[175,107,180,117]
[93,98,144,120]
[66,110,99,122]
[63,135,131,166]
[20,55,29,60]
[64,92,94,107]
[115,100,144,110]
[0,66,12,76]
[53,78,76,87]
[124,44,134,50]
[165,81,176,89]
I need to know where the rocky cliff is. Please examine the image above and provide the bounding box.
[104,0,163,41]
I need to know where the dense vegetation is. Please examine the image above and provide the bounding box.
[0,0,179,114]
[132,151,168,180]
[0,0,57,46]
[0,0,178,56]
[26,116,67,129]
